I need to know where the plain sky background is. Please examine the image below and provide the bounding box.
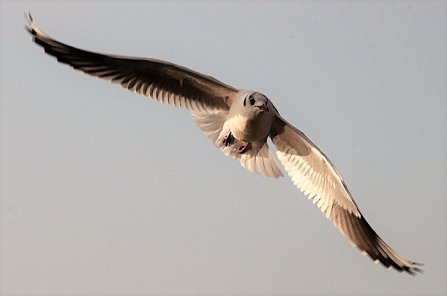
[1,1,446,295]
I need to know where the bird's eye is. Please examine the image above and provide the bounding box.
[249,96,255,106]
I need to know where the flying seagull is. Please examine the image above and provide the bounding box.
[26,14,422,275]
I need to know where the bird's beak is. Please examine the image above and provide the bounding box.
[257,104,269,112]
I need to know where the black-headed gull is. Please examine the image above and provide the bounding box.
[26,14,422,275]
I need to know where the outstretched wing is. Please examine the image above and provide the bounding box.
[270,115,422,274]
[26,15,238,113]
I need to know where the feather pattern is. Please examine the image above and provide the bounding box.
[26,18,237,114]
[270,116,422,274]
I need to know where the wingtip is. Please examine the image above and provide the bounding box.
[400,261,424,275]
[409,261,424,275]
[24,13,47,40]
[406,266,424,276]
[24,12,34,34]
[24,12,33,26]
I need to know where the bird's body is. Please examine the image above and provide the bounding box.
[26,14,422,274]
[227,92,275,143]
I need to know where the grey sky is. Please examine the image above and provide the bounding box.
[1,1,446,295]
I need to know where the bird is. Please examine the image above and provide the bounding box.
[25,14,422,275]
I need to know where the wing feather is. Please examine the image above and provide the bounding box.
[270,116,422,274]
[26,16,238,113]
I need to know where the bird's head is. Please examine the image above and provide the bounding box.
[242,91,270,115]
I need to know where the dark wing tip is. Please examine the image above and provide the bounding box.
[407,262,424,275]
[404,266,424,276]
[25,12,33,22]
[331,205,423,275]
[24,12,34,34]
